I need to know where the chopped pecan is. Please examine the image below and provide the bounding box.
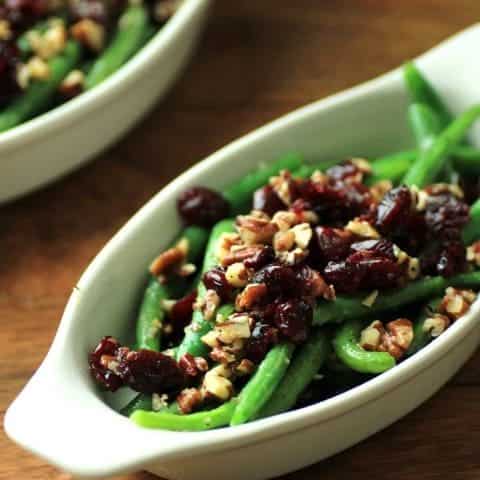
[346,218,380,239]
[236,211,277,245]
[271,210,298,231]
[177,388,202,414]
[234,358,256,376]
[440,287,476,320]
[225,262,249,287]
[27,20,67,60]
[466,241,480,267]
[152,393,169,412]
[71,18,105,51]
[201,365,233,401]
[423,313,451,337]
[269,170,295,205]
[359,318,413,359]
[273,229,295,252]
[236,283,268,310]
[424,183,464,199]
[209,347,237,364]
[179,353,208,377]
[216,314,251,344]
[216,232,242,265]
[276,247,309,266]
[291,222,313,249]
[149,238,188,276]
[370,180,392,202]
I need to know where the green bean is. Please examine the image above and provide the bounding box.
[463,199,480,245]
[258,330,329,418]
[223,153,303,214]
[130,399,237,431]
[408,103,442,151]
[403,61,453,129]
[0,40,82,132]
[451,146,480,175]
[85,5,150,89]
[406,298,442,356]
[230,342,295,426]
[121,393,152,417]
[313,271,480,326]
[333,320,396,374]
[403,105,480,187]
[177,219,236,359]
[135,226,209,351]
[366,150,417,185]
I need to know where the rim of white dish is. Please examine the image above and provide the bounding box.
[0,0,209,152]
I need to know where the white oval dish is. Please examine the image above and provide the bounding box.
[5,24,480,480]
[0,0,211,204]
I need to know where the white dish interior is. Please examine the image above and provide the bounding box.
[4,23,480,480]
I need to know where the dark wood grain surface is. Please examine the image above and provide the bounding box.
[1,1,479,478]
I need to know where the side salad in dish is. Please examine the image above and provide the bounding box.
[0,0,180,133]
[89,62,480,431]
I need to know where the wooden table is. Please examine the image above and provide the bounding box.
[1,1,479,478]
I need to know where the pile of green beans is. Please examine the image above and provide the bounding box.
[0,4,161,133]
[120,62,480,432]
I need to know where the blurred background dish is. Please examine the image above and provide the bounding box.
[0,0,211,203]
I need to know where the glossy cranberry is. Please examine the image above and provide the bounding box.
[0,41,21,106]
[274,299,312,344]
[122,349,187,394]
[2,0,49,29]
[203,267,233,301]
[244,322,279,363]
[323,250,403,293]
[89,336,123,391]
[298,178,373,224]
[314,226,355,263]
[177,186,230,227]
[420,240,467,277]
[89,337,187,394]
[459,176,480,205]
[169,290,197,339]
[375,185,426,253]
[349,239,396,261]
[252,264,297,297]
[424,193,470,238]
[242,245,274,270]
[253,185,286,217]
[376,185,412,233]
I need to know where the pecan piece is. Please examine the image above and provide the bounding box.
[177,388,202,414]
[236,211,277,245]
[235,283,268,310]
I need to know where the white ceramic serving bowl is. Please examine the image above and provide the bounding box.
[0,0,211,204]
[5,24,480,480]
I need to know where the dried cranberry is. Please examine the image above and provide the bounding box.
[253,185,286,216]
[298,178,373,224]
[326,160,364,182]
[349,239,396,261]
[314,226,355,264]
[323,250,403,293]
[168,290,197,340]
[243,245,274,270]
[89,336,123,391]
[89,337,187,394]
[420,239,467,277]
[375,185,426,253]
[244,322,278,363]
[122,349,187,394]
[177,186,230,227]
[2,0,49,30]
[459,176,480,205]
[424,193,470,238]
[376,185,412,233]
[0,41,21,106]
[252,264,297,297]
[203,267,233,301]
[274,299,312,344]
